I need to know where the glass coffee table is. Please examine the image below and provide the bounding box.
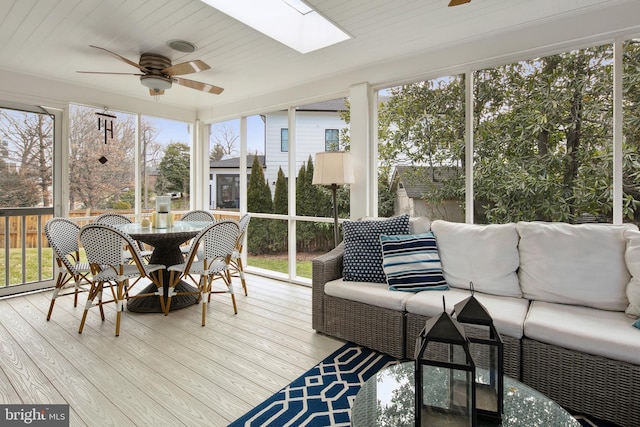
[351,362,580,427]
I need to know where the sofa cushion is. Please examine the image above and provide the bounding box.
[342,214,410,283]
[524,301,640,365]
[380,232,448,292]
[405,288,528,339]
[324,278,413,311]
[517,221,634,311]
[623,229,640,317]
[430,220,521,297]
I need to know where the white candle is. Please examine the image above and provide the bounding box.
[158,203,169,213]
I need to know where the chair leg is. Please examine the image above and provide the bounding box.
[237,258,248,296]
[200,276,208,326]
[115,281,126,337]
[79,282,101,334]
[47,282,61,321]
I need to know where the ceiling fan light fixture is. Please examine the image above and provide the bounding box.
[167,40,197,53]
[140,75,172,91]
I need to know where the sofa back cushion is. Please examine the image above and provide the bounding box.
[623,229,640,317]
[431,220,521,297]
[517,221,634,311]
[342,214,410,283]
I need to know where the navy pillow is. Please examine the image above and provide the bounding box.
[380,232,448,292]
[342,214,410,283]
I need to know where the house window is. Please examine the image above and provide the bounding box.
[216,174,240,209]
[281,128,288,152]
[325,129,339,151]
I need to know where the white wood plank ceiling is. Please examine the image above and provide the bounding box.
[0,0,638,113]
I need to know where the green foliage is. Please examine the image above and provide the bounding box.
[247,156,274,255]
[376,43,640,224]
[156,142,190,196]
[271,167,289,252]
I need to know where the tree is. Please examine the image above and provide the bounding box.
[210,144,225,161]
[271,167,288,252]
[210,124,239,160]
[156,142,190,198]
[68,105,136,210]
[0,109,53,206]
[247,155,273,255]
[375,44,637,224]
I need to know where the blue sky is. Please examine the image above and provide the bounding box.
[149,115,265,155]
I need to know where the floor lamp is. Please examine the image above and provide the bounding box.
[312,151,355,248]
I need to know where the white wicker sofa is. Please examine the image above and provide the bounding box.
[312,217,640,427]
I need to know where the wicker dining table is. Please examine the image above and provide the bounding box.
[116,220,211,313]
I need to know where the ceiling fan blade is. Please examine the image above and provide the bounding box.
[162,60,210,76]
[448,0,471,5]
[173,77,224,94]
[77,71,144,76]
[89,45,149,72]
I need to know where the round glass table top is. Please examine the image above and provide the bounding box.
[351,361,580,427]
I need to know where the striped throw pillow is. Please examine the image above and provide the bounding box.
[380,232,448,292]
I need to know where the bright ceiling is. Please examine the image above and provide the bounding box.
[1,0,639,114]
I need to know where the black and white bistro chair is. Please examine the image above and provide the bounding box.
[79,224,165,336]
[94,212,153,261]
[167,219,239,326]
[228,213,251,296]
[44,217,92,321]
[178,210,216,257]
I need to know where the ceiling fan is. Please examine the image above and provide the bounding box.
[77,45,224,96]
[448,0,471,6]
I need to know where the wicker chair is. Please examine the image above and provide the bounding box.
[94,212,153,261]
[228,213,251,295]
[79,224,166,336]
[44,218,92,321]
[178,210,216,256]
[167,219,239,325]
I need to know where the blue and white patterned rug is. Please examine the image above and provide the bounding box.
[228,342,619,427]
[228,343,396,427]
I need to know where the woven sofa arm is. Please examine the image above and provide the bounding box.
[312,242,344,332]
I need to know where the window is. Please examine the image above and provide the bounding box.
[216,174,240,209]
[281,128,289,152]
[325,129,339,151]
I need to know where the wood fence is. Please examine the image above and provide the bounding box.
[0,210,238,249]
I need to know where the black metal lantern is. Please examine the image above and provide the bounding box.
[452,283,504,421]
[414,298,477,427]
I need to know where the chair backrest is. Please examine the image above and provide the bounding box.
[180,210,215,222]
[80,224,147,273]
[184,219,239,269]
[44,218,81,272]
[94,212,133,226]
[235,213,251,251]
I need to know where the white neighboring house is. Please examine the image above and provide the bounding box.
[209,99,347,209]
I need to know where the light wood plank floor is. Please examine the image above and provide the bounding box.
[0,275,345,427]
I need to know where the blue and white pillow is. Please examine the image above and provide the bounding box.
[342,214,410,283]
[380,232,448,292]
[633,318,640,330]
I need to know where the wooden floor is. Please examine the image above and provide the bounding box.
[0,275,345,427]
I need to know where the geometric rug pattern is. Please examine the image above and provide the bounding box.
[228,343,396,427]
[228,342,619,427]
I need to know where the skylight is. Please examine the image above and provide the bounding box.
[200,0,351,54]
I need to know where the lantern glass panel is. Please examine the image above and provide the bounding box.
[417,342,475,427]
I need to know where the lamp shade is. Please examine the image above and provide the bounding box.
[312,151,355,185]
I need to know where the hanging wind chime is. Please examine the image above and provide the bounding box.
[96,107,116,164]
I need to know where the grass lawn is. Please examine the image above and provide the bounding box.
[1,248,54,287]
[1,248,314,287]
[248,257,312,278]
